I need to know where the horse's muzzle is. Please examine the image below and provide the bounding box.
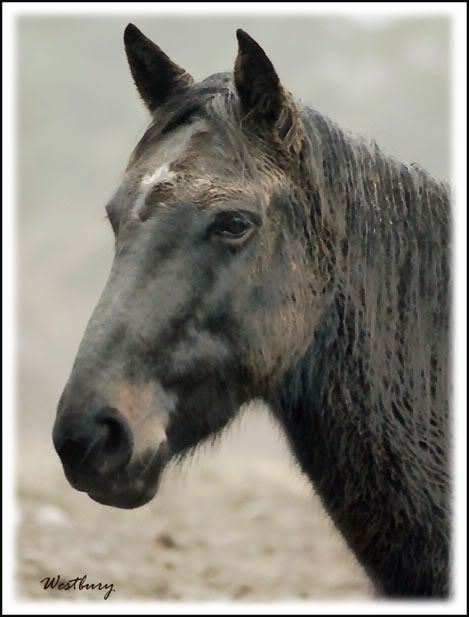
[53,403,168,509]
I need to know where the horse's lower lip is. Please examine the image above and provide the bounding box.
[88,485,157,509]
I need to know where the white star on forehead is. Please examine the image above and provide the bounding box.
[141,164,176,187]
[131,164,176,219]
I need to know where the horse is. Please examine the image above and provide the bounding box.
[53,24,451,598]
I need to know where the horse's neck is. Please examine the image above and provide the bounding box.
[267,112,450,595]
[267,296,450,597]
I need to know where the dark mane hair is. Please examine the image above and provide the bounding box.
[301,104,450,422]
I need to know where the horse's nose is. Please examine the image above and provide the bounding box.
[53,407,134,479]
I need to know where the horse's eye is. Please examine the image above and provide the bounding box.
[211,211,259,243]
[219,216,250,237]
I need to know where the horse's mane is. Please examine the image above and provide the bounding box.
[299,104,451,431]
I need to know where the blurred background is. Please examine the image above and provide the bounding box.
[16,14,449,602]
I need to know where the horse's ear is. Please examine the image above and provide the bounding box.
[124,24,193,112]
[234,29,297,140]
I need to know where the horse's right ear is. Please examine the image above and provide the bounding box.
[124,24,193,112]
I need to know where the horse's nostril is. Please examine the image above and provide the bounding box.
[53,407,133,478]
[101,419,124,452]
[96,411,134,467]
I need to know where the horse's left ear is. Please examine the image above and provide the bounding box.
[234,29,298,141]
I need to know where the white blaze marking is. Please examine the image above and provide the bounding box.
[142,164,175,187]
[131,164,176,219]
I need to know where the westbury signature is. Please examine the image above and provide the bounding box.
[40,574,116,600]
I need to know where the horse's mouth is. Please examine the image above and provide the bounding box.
[66,442,168,509]
[88,483,158,509]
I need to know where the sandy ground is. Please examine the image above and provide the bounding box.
[16,409,372,604]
